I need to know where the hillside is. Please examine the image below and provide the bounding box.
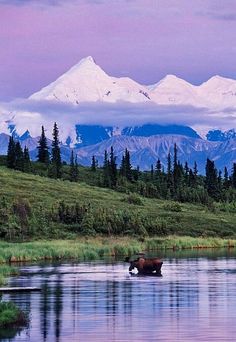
[0,167,235,239]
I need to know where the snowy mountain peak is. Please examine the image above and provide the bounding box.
[197,74,236,107]
[67,55,99,73]
[149,74,194,92]
[30,56,109,103]
[29,56,236,110]
[80,55,95,64]
[30,56,151,104]
[200,75,233,87]
[161,74,182,82]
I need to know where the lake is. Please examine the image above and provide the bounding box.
[1,248,236,342]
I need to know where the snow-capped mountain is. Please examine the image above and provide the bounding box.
[1,56,235,143]
[3,55,233,145]
[1,56,236,168]
[30,56,151,104]
[197,76,236,108]
[149,75,199,106]
[29,56,236,109]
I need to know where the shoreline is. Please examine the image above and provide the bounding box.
[0,236,235,265]
[0,235,235,328]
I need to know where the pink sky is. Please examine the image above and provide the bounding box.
[1,0,236,100]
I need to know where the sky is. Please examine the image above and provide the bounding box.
[1,0,236,101]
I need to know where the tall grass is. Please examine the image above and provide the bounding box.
[0,237,235,265]
[0,265,18,286]
[145,236,235,251]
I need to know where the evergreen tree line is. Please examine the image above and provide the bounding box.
[7,137,31,172]
[6,123,78,181]
[101,144,236,204]
[5,123,236,204]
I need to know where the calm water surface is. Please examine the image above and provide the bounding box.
[1,249,236,342]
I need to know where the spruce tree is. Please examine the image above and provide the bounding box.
[193,161,198,177]
[49,122,62,179]
[91,155,97,172]
[37,126,49,164]
[103,150,111,187]
[124,149,132,182]
[119,149,132,181]
[133,166,140,181]
[173,144,179,192]
[155,159,162,178]
[7,136,16,169]
[232,163,236,189]
[109,146,117,188]
[188,169,195,187]
[120,155,126,177]
[150,164,154,181]
[205,158,219,199]
[184,162,189,184]
[173,143,178,169]
[69,150,75,181]
[15,141,24,171]
[23,146,31,172]
[69,150,79,182]
[223,167,229,189]
[218,170,222,194]
[191,161,198,187]
[167,152,173,191]
[74,155,79,182]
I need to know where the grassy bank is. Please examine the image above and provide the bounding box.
[0,265,18,286]
[0,302,27,328]
[0,236,235,264]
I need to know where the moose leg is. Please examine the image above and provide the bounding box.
[154,263,162,274]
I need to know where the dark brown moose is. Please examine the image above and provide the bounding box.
[125,257,163,275]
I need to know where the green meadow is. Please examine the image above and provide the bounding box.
[0,166,236,240]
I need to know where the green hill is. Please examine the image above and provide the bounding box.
[0,166,235,240]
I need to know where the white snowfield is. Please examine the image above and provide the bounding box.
[30,56,236,109]
[1,56,236,145]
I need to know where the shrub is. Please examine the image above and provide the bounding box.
[125,193,144,206]
[0,302,27,328]
[12,198,31,229]
[163,202,182,212]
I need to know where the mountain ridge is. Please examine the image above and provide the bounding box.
[2,55,236,145]
[75,134,224,172]
[29,56,236,109]
[1,132,234,174]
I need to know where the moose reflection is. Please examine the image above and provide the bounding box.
[125,256,163,275]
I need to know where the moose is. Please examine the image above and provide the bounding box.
[125,256,163,275]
